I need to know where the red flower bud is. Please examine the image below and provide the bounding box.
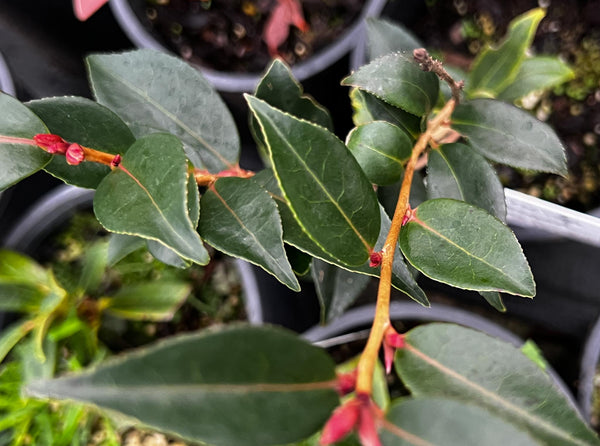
[47,142,69,154]
[369,251,383,268]
[320,400,360,445]
[111,154,122,168]
[358,403,382,446]
[33,134,66,150]
[65,143,85,165]
[335,370,357,396]
[383,329,405,374]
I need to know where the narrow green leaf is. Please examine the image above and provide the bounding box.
[0,284,46,312]
[452,99,568,175]
[103,280,191,321]
[78,241,108,295]
[253,169,427,305]
[94,133,209,265]
[342,53,439,117]
[26,325,339,446]
[86,49,239,171]
[198,176,299,291]
[365,17,423,61]
[399,199,535,296]
[0,319,35,363]
[311,259,371,323]
[427,142,506,221]
[346,121,411,186]
[0,249,50,287]
[0,93,50,190]
[251,59,333,161]
[247,95,380,267]
[498,56,575,101]
[479,291,506,312]
[349,89,421,139]
[27,96,135,189]
[381,397,537,446]
[468,8,545,97]
[395,323,600,446]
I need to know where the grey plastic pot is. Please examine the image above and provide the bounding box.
[302,301,583,417]
[0,184,265,326]
[0,51,15,97]
[109,0,387,93]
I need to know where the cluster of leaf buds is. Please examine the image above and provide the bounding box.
[369,251,383,268]
[320,393,383,446]
[33,133,86,166]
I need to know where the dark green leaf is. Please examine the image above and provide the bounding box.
[87,50,239,171]
[103,280,191,321]
[395,323,600,446]
[452,99,567,175]
[497,56,575,102]
[381,397,537,446]
[427,142,506,221]
[94,133,209,265]
[286,245,312,276]
[26,325,339,446]
[146,240,190,269]
[27,96,135,189]
[0,93,50,190]
[346,121,411,186]
[342,53,439,117]
[311,259,371,323]
[199,177,299,291]
[467,8,545,98]
[252,170,427,306]
[251,59,333,161]
[247,95,380,267]
[78,241,109,295]
[107,234,145,266]
[349,89,420,139]
[365,18,423,61]
[399,199,534,296]
[479,291,506,312]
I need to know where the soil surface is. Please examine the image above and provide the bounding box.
[145,0,365,72]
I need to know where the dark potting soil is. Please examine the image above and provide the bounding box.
[145,0,364,73]
[397,0,600,212]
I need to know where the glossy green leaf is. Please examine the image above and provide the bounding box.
[251,59,332,160]
[94,133,209,265]
[395,323,600,446]
[498,56,575,101]
[0,93,50,190]
[342,53,439,117]
[346,121,411,186]
[452,99,567,175]
[467,8,545,98]
[247,95,380,267]
[103,280,190,321]
[399,199,534,296]
[27,96,135,189]
[365,17,423,61]
[87,49,239,171]
[199,177,299,290]
[427,143,506,221]
[311,258,371,322]
[349,89,420,139]
[146,240,190,269]
[107,233,145,266]
[26,325,339,446]
[381,397,537,446]
[479,291,506,312]
[253,170,427,305]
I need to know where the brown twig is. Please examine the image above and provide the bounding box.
[413,48,464,103]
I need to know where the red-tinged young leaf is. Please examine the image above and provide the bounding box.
[26,325,339,446]
[73,0,109,21]
[399,199,535,297]
[264,0,309,56]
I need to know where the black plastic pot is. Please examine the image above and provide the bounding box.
[302,301,582,416]
[109,0,387,93]
[0,51,15,97]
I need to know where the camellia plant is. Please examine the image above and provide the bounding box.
[0,6,599,446]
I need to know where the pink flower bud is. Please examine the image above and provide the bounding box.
[111,154,122,168]
[47,142,69,154]
[320,400,360,445]
[33,133,66,150]
[65,143,85,165]
[358,403,382,446]
[383,331,405,374]
[369,251,383,268]
[335,370,357,396]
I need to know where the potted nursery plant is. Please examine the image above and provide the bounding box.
[0,22,598,445]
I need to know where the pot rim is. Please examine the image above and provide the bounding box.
[0,52,16,97]
[109,0,386,92]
